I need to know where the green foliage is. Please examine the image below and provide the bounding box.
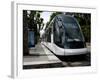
[81,25,91,42]
[49,12,62,21]
[46,12,62,29]
[73,13,91,42]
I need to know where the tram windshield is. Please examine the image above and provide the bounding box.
[54,15,85,49]
[64,22,83,42]
[60,16,85,49]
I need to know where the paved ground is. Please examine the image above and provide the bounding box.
[23,43,64,69]
[23,43,91,69]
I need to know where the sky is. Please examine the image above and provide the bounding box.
[40,11,53,29]
[40,11,53,37]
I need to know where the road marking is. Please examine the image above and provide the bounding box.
[41,44,62,62]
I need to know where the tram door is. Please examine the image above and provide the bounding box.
[28,31,35,48]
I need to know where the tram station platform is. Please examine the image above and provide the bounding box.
[23,43,64,69]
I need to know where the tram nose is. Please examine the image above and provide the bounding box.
[64,48,88,56]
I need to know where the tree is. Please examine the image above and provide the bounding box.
[45,12,62,29]
[23,10,29,56]
[49,12,62,22]
[23,10,44,56]
[27,11,44,44]
[73,13,91,42]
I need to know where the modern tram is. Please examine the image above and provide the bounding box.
[42,14,89,56]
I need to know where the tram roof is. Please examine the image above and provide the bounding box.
[56,14,74,19]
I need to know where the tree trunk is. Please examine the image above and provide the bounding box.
[23,10,29,56]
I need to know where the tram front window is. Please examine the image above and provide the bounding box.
[62,17,85,49]
[64,23,83,41]
[54,15,85,49]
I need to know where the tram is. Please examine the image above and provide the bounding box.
[42,14,88,56]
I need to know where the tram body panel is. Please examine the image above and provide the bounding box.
[64,48,88,56]
[43,42,88,56]
[52,43,64,55]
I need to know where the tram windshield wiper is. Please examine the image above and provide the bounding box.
[67,38,81,42]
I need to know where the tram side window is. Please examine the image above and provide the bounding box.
[54,21,59,43]
[47,28,51,42]
[53,20,64,48]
